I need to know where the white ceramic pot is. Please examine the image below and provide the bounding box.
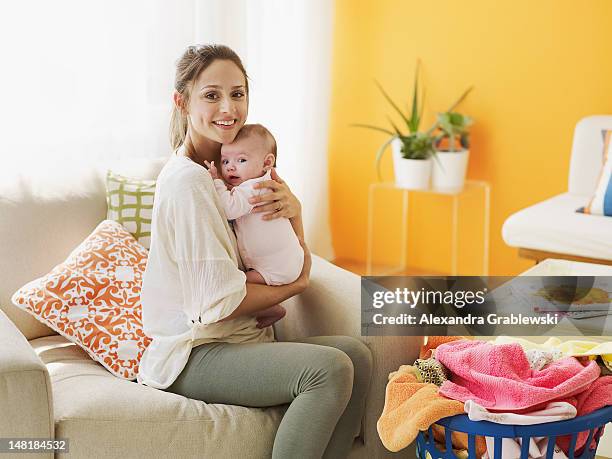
[431,149,469,193]
[391,138,432,190]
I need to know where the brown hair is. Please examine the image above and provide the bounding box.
[234,124,277,160]
[170,44,249,150]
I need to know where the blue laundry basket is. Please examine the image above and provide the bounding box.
[415,405,612,459]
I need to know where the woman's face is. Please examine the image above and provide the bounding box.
[185,59,248,145]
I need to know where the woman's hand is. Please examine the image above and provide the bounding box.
[249,169,301,220]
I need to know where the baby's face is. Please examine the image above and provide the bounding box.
[220,135,269,187]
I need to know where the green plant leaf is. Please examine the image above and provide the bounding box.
[431,148,442,167]
[419,86,426,131]
[350,123,395,136]
[399,132,435,160]
[444,86,474,113]
[374,80,411,132]
[425,122,438,136]
[449,112,462,125]
[386,116,403,137]
[408,61,422,133]
[435,111,473,152]
[375,135,397,181]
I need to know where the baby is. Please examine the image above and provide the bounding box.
[206,124,304,328]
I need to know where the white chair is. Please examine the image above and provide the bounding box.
[503,115,612,265]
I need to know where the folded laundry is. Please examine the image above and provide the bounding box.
[494,336,612,371]
[436,340,600,410]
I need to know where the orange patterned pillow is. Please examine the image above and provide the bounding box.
[12,220,151,380]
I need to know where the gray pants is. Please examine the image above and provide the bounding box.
[164,336,373,459]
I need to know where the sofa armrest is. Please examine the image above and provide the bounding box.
[275,256,421,457]
[275,255,363,339]
[0,309,54,453]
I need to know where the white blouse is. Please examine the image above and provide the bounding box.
[137,153,273,389]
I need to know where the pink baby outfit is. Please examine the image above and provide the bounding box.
[213,170,304,286]
[435,340,600,411]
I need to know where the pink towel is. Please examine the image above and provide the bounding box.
[436,340,600,410]
[557,376,612,454]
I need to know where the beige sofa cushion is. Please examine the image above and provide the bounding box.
[0,158,168,340]
[31,335,284,458]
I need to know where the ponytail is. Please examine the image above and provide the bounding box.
[169,105,187,150]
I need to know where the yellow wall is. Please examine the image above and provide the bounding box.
[328,0,612,275]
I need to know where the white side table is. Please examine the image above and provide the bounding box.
[366,180,491,276]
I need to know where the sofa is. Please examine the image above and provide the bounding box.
[502,115,612,265]
[0,157,420,459]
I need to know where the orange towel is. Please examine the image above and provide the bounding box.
[420,336,466,359]
[377,365,465,452]
[377,365,486,455]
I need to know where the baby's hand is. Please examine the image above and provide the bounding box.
[204,160,220,180]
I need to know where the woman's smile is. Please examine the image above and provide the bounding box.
[213,118,238,130]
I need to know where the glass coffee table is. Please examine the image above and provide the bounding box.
[516,258,612,338]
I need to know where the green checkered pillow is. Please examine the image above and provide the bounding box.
[106,171,156,249]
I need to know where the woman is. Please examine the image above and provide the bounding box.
[137,44,372,459]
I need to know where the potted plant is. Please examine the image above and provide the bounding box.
[390,132,435,190]
[354,62,473,191]
[431,109,473,192]
[354,62,435,190]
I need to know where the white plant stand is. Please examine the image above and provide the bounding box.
[366,180,491,276]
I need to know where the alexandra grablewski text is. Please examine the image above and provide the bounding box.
[361,275,612,336]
